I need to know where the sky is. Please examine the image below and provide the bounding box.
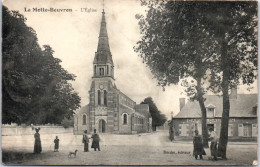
[3,0,257,119]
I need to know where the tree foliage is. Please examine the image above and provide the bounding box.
[2,6,81,125]
[134,1,217,147]
[135,1,257,157]
[141,97,167,130]
[199,2,257,159]
[61,116,74,128]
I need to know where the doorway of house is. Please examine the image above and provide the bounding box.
[207,124,214,131]
[99,119,106,133]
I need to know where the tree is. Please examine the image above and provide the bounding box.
[2,6,81,125]
[201,2,257,159]
[135,1,257,158]
[135,1,219,147]
[61,116,74,128]
[141,97,167,131]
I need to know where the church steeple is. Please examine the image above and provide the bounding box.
[97,10,110,53]
[93,8,114,78]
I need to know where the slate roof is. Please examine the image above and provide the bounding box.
[135,104,151,117]
[75,104,89,114]
[174,94,257,118]
[93,10,113,65]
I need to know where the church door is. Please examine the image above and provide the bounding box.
[99,119,106,133]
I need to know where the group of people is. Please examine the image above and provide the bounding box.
[35,126,218,160]
[82,129,101,152]
[192,128,218,161]
[33,128,101,154]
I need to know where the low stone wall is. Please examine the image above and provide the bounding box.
[2,125,73,136]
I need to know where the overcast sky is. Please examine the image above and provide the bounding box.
[3,0,257,119]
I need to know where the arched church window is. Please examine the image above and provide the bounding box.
[94,65,96,75]
[83,115,86,125]
[104,90,107,106]
[98,90,101,105]
[123,113,127,125]
[107,65,109,74]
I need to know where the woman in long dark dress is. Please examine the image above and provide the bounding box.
[193,130,206,159]
[34,128,42,154]
[91,129,100,151]
[54,136,59,152]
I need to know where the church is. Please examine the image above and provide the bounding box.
[73,9,152,134]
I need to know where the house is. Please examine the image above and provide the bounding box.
[172,88,257,138]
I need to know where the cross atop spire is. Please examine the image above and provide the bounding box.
[102,0,104,12]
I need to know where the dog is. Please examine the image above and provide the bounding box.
[68,150,78,158]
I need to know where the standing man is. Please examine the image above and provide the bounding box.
[91,129,100,151]
[168,116,174,141]
[169,126,174,141]
[82,130,89,152]
[208,128,218,161]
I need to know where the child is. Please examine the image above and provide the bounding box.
[54,136,59,152]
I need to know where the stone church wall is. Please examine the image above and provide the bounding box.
[118,104,134,134]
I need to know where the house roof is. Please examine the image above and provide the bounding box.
[174,94,257,118]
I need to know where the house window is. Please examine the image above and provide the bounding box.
[83,115,86,125]
[243,124,252,137]
[98,90,101,105]
[207,108,215,117]
[179,124,189,136]
[228,124,233,136]
[123,113,128,125]
[252,124,258,137]
[100,68,104,76]
[104,90,107,106]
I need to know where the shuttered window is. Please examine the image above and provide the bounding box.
[228,124,233,136]
[238,124,243,136]
[252,124,258,137]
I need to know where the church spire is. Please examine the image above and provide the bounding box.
[93,5,114,78]
[97,9,110,52]
[93,6,113,65]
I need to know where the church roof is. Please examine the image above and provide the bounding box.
[94,10,113,65]
[174,94,257,118]
[135,104,151,117]
[75,104,89,115]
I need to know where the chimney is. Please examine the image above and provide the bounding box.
[230,87,237,99]
[179,98,185,111]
